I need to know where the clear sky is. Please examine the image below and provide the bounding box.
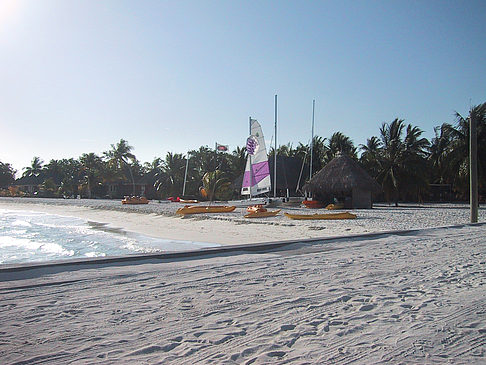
[1,0,485,176]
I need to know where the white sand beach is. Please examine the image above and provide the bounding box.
[0,198,485,364]
[0,197,484,245]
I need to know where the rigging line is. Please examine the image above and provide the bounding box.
[296,139,310,192]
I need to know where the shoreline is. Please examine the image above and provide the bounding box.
[1,197,484,247]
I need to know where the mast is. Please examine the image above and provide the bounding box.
[249,116,252,199]
[310,99,315,180]
[274,94,277,198]
[182,153,189,196]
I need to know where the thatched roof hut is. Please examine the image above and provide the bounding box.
[303,154,381,208]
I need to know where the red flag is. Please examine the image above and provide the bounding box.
[216,143,228,152]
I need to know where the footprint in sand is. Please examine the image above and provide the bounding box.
[359,304,376,311]
[280,324,296,331]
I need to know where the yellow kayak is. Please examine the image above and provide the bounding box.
[325,203,344,210]
[284,212,356,220]
[244,209,281,218]
[176,205,236,215]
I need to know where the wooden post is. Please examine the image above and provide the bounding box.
[470,113,478,223]
[274,95,277,198]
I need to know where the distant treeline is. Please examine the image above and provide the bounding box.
[1,102,485,203]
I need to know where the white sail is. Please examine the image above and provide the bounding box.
[241,118,272,196]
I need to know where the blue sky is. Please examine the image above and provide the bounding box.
[1,0,485,176]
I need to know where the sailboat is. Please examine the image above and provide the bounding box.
[229,118,271,207]
[242,118,272,196]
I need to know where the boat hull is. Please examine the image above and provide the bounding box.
[302,200,324,209]
[179,199,199,204]
[176,205,236,215]
[121,197,149,205]
[227,198,268,207]
[284,212,356,220]
[326,203,344,210]
[244,209,281,218]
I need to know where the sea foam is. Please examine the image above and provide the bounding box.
[0,208,218,265]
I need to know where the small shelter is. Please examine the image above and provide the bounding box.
[303,154,381,209]
[14,175,45,196]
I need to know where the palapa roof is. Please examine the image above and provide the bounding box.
[14,174,45,186]
[303,154,381,195]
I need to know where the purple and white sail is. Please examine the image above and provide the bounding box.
[241,119,272,196]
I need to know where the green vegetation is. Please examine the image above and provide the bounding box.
[1,102,485,202]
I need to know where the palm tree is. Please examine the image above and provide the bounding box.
[0,161,16,188]
[201,170,231,201]
[359,136,382,178]
[326,132,357,161]
[154,152,186,197]
[443,102,486,198]
[22,157,44,178]
[309,136,328,177]
[57,158,82,197]
[269,143,297,158]
[401,124,430,201]
[376,119,405,205]
[79,153,104,198]
[375,119,429,205]
[429,124,454,184]
[190,146,222,177]
[293,136,328,180]
[44,159,64,185]
[103,139,137,194]
[227,146,247,182]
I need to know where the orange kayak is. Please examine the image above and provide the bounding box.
[245,209,281,218]
[176,205,236,215]
[122,196,149,205]
[302,200,324,209]
[284,212,356,220]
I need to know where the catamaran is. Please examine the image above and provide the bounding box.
[242,118,272,196]
[229,118,271,207]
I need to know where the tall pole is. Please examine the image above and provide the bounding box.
[182,153,189,197]
[310,99,315,180]
[274,94,278,198]
[470,113,478,223]
[249,116,252,199]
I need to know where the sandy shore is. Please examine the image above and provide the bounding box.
[0,198,485,364]
[0,222,485,363]
[0,197,484,245]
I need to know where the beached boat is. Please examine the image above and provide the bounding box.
[176,205,236,215]
[245,209,281,218]
[326,203,344,210]
[284,212,356,220]
[247,204,266,213]
[302,200,324,209]
[121,196,149,205]
[180,199,199,204]
[236,118,272,202]
[168,197,198,203]
[228,197,269,207]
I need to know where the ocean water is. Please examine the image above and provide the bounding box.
[0,208,218,265]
